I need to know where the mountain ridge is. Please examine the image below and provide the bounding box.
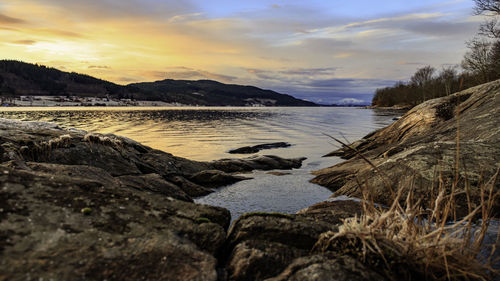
[0,60,317,106]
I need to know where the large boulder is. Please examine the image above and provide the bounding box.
[312,80,500,215]
[223,212,338,281]
[0,165,229,280]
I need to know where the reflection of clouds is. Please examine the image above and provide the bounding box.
[0,107,400,162]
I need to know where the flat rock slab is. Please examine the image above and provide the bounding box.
[229,142,291,154]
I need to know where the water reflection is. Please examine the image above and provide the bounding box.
[0,107,401,161]
[0,106,402,218]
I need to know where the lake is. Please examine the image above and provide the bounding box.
[0,106,403,219]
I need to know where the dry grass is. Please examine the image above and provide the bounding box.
[83,133,123,150]
[317,133,500,280]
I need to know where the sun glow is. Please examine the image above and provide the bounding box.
[25,41,100,62]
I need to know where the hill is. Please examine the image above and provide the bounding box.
[129,79,316,106]
[0,60,316,106]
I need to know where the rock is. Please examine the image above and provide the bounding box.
[169,175,214,197]
[312,80,500,216]
[0,165,230,280]
[264,254,385,281]
[322,139,367,158]
[224,213,336,281]
[189,170,250,188]
[229,142,291,154]
[117,173,193,202]
[266,171,291,176]
[213,155,306,173]
[297,200,364,225]
[226,239,307,281]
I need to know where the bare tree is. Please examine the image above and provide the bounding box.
[462,39,493,83]
[479,18,500,38]
[489,40,500,79]
[474,0,500,14]
[410,66,435,102]
[474,0,500,38]
[438,66,457,96]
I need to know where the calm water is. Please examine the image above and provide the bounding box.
[0,106,402,219]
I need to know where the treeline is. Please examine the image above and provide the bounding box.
[0,60,111,95]
[372,0,500,107]
[0,60,140,98]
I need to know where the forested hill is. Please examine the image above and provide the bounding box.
[129,79,317,106]
[0,60,317,106]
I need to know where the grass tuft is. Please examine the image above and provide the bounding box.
[317,132,500,280]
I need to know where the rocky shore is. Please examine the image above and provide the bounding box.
[1,80,499,280]
[0,118,312,280]
[313,80,500,216]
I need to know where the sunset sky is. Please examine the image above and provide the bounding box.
[0,0,483,104]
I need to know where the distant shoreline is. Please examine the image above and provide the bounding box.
[0,95,368,108]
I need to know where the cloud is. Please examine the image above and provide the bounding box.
[117,76,140,83]
[147,67,237,82]
[11,39,36,45]
[88,65,111,69]
[23,0,196,20]
[342,13,444,31]
[279,67,338,76]
[33,28,83,38]
[243,66,397,104]
[306,78,395,89]
[402,20,478,37]
[168,12,202,23]
[398,61,425,65]
[246,67,339,83]
[0,13,24,24]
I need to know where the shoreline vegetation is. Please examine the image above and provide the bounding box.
[1,79,498,280]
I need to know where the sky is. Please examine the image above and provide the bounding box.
[0,0,483,104]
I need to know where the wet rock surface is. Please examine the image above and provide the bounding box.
[229,142,291,154]
[0,118,307,281]
[313,80,500,215]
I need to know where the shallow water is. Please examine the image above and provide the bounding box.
[0,106,403,219]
